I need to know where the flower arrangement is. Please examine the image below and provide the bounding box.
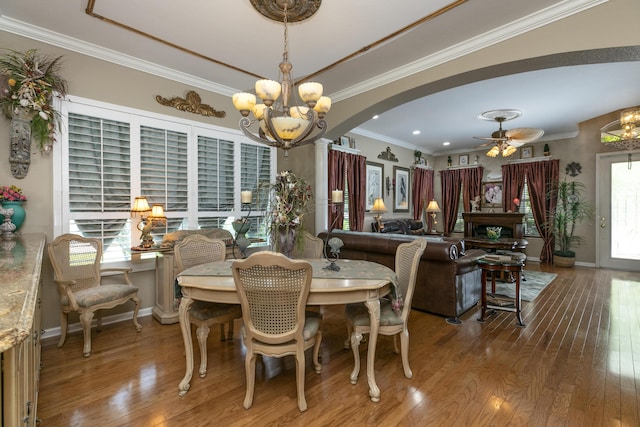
[0,185,27,202]
[266,171,312,227]
[263,171,313,254]
[0,49,68,151]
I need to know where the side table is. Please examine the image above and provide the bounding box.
[476,257,525,327]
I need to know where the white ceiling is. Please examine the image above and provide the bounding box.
[1,0,639,155]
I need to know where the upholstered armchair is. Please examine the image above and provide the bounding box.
[48,234,142,357]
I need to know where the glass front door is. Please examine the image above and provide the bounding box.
[597,151,640,270]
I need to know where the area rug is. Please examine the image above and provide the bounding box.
[490,270,557,302]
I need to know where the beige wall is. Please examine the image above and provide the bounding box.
[2,0,638,330]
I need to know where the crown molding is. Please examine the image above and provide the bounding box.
[331,0,609,102]
[0,15,238,97]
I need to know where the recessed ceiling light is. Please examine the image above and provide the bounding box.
[372,115,379,120]
[443,141,451,146]
[412,130,420,135]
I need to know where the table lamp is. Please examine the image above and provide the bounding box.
[131,196,166,248]
[425,199,441,233]
[370,197,387,231]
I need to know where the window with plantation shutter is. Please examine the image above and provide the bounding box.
[198,135,235,212]
[56,96,275,263]
[239,143,271,235]
[140,126,189,211]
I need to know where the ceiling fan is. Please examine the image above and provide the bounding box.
[474,109,544,157]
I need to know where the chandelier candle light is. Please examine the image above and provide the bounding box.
[324,189,344,271]
[232,2,331,155]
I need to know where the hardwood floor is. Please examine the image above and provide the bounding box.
[38,264,640,426]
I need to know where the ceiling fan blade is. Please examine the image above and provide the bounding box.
[473,136,508,142]
[505,127,544,144]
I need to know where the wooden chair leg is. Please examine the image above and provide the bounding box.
[196,324,210,378]
[243,352,257,409]
[400,329,412,379]
[312,332,322,373]
[131,295,142,332]
[295,350,307,412]
[79,310,94,358]
[57,311,68,348]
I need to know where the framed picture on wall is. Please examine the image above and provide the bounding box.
[366,161,384,211]
[521,146,533,158]
[393,166,410,212]
[482,182,503,207]
[339,136,350,147]
[459,154,469,165]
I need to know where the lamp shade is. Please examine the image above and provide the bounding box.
[426,200,441,213]
[131,196,151,213]
[149,204,166,220]
[371,197,387,213]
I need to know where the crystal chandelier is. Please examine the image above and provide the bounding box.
[601,107,640,150]
[232,2,331,154]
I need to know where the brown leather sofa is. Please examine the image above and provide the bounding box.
[317,230,485,323]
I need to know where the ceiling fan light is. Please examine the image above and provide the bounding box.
[503,145,517,157]
[486,146,500,157]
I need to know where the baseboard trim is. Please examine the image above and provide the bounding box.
[42,307,154,340]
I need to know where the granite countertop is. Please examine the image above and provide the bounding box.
[0,233,45,353]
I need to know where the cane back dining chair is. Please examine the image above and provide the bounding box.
[232,251,322,412]
[48,233,142,358]
[291,230,324,259]
[174,234,243,377]
[345,238,427,382]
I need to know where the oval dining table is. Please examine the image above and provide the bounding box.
[176,258,397,403]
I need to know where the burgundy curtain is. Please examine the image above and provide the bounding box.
[440,169,462,235]
[346,153,367,231]
[328,150,346,231]
[501,159,559,262]
[526,159,559,263]
[411,167,434,222]
[460,166,484,211]
[502,164,526,212]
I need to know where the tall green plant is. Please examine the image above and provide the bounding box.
[548,178,594,257]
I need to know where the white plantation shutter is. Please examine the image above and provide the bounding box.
[198,135,235,211]
[58,97,275,262]
[140,126,188,210]
[240,143,271,234]
[67,113,132,258]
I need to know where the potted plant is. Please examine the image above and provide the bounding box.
[547,178,594,267]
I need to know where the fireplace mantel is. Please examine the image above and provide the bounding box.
[462,212,524,239]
